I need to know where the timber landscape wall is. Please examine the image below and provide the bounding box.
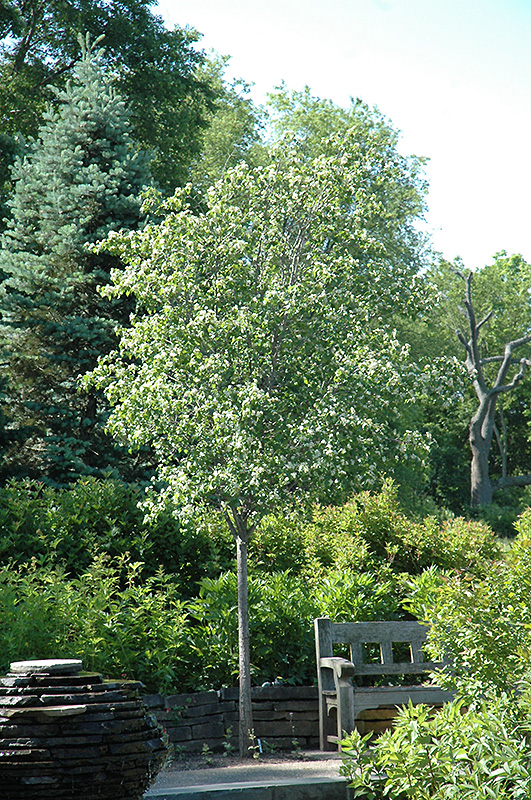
[143,685,398,753]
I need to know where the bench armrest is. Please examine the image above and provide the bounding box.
[319,657,356,680]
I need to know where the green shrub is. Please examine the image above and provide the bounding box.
[0,478,233,595]
[473,500,521,539]
[0,478,505,697]
[341,694,531,799]
[188,568,401,688]
[401,515,500,575]
[344,483,500,574]
[337,510,531,800]
[308,568,400,622]
[248,513,310,573]
[188,572,316,688]
[250,481,500,578]
[0,556,192,693]
[404,524,531,694]
[249,507,370,575]
[0,555,404,694]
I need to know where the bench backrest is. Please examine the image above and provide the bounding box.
[315,618,445,678]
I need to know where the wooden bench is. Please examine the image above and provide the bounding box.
[315,617,452,750]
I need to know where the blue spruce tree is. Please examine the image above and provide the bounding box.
[0,35,152,483]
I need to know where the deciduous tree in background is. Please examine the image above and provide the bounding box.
[453,266,531,506]
[189,54,265,197]
[410,254,531,513]
[87,116,428,754]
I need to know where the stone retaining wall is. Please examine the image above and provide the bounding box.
[142,686,400,754]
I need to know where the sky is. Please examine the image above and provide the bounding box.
[155,0,531,270]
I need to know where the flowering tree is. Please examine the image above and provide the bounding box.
[87,124,427,754]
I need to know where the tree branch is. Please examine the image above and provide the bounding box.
[476,310,494,331]
[480,355,531,367]
[13,0,47,72]
[494,474,531,491]
[492,356,531,396]
[456,329,468,349]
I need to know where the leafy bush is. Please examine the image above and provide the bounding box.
[1,479,499,596]
[336,511,531,799]
[0,556,192,693]
[401,515,500,574]
[188,568,401,688]
[0,479,505,696]
[341,694,531,800]
[249,507,370,574]
[405,525,531,694]
[0,556,403,694]
[250,481,500,578]
[473,499,522,539]
[0,478,233,596]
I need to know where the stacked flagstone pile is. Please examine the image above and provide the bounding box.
[0,658,167,799]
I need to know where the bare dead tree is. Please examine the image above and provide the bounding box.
[454,268,531,506]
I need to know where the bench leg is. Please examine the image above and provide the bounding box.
[319,696,337,751]
[335,683,357,750]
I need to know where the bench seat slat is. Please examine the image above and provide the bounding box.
[353,661,443,676]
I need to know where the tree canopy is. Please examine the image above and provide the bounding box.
[86,116,429,753]
[88,116,429,525]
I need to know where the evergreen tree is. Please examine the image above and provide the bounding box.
[0,35,152,484]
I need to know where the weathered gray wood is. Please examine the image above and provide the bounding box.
[314,617,452,751]
[350,661,444,676]
[329,620,430,642]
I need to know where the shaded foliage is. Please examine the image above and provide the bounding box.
[0,478,233,596]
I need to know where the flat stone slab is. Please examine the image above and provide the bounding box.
[144,753,345,800]
[10,660,83,676]
[144,778,348,800]
[0,705,88,719]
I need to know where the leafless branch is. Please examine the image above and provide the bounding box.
[481,355,531,367]
[456,329,468,348]
[476,311,494,331]
[492,358,529,395]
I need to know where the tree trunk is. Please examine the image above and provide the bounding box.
[469,426,493,506]
[236,532,253,757]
